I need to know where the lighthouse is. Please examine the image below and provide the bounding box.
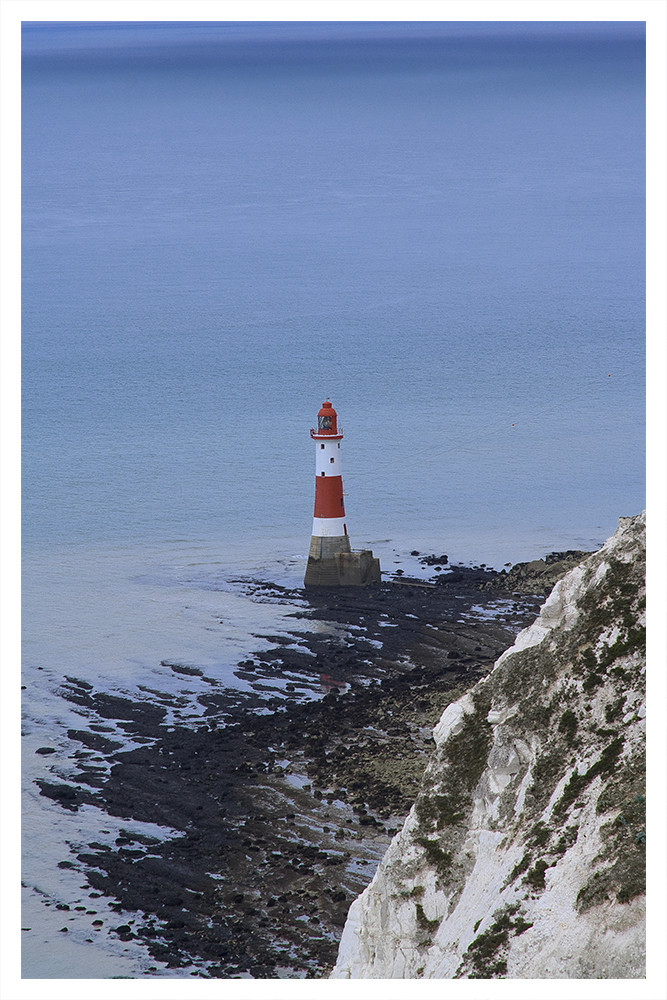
[304,400,381,587]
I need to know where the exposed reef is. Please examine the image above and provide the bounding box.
[34,561,544,977]
[31,531,627,979]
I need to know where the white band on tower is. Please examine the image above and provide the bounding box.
[312,516,347,537]
[315,439,342,477]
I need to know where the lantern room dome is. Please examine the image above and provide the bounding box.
[311,400,341,438]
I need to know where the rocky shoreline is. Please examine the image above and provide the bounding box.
[35,552,591,978]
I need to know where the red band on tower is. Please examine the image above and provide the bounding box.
[314,476,346,518]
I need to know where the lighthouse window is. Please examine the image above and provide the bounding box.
[330,457,335,463]
[321,472,325,477]
[320,443,325,449]
[318,416,332,430]
[337,443,340,448]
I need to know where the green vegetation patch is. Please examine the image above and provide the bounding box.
[415,836,453,877]
[578,557,642,630]
[443,697,493,791]
[527,821,550,848]
[507,851,531,885]
[597,625,645,672]
[576,845,645,913]
[414,901,441,934]
[413,697,492,882]
[505,820,579,892]
[576,557,645,670]
[558,709,578,746]
[524,858,549,890]
[604,695,626,724]
[596,753,645,816]
[524,745,568,816]
[499,646,547,704]
[553,737,624,820]
[415,791,465,829]
[414,704,491,833]
[455,904,533,979]
[577,784,646,913]
[552,825,579,858]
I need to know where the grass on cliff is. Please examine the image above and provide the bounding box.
[497,543,645,909]
[576,754,646,912]
[455,904,533,978]
[412,692,492,880]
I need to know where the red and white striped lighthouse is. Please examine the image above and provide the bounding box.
[304,400,381,587]
[310,399,349,543]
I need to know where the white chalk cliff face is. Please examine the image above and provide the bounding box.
[332,513,646,979]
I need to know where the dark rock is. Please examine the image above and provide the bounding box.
[480,551,593,596]
[47,573,542,978]
[67,729,122,753]
[37,780,89,810]
[64,676,93,690]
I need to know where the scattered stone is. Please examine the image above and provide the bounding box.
[42,573,544,978]
[480,551,594,596]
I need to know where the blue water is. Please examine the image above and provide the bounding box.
[20,21,645,979]
[22,20,645,556]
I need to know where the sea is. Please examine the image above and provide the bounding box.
[19,21,645,981]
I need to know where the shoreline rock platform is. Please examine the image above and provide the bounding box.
[35,550,593,978]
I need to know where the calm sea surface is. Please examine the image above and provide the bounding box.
[21,21,645,978]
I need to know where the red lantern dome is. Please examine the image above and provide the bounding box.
[311,400,341,439]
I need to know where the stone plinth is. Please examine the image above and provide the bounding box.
[304,536,381,587]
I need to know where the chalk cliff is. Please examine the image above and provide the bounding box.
[332,513,646,979]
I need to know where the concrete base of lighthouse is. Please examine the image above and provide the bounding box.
[304,535,381,588]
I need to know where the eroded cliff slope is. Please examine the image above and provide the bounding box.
[332,513,646,979]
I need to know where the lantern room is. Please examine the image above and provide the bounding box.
[311,400,342,439]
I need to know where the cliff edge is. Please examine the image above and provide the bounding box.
[332,513,646,979]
